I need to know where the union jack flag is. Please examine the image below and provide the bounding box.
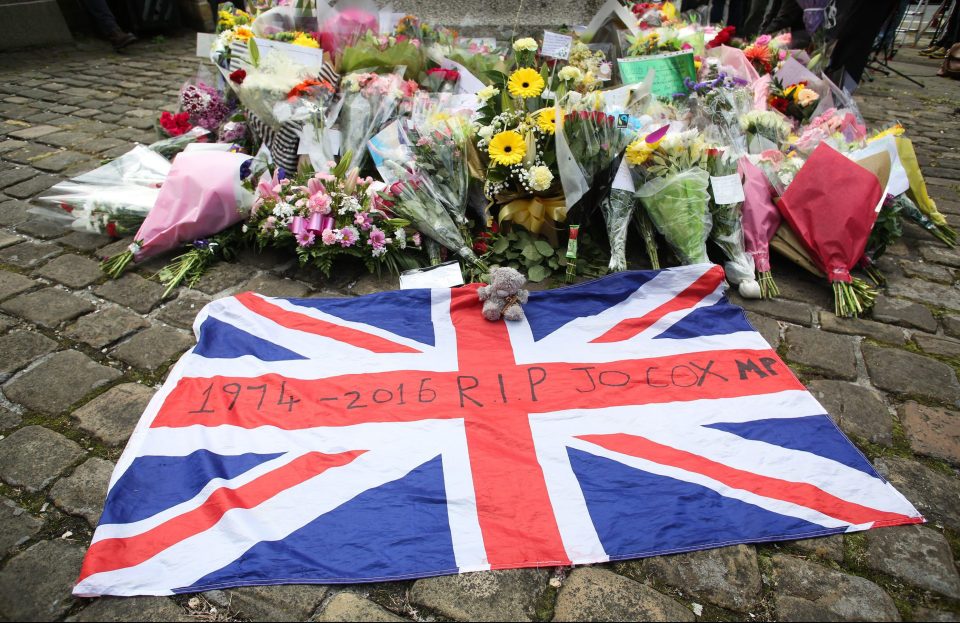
[74,264,921,596]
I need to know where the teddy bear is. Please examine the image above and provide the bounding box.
[478,267,529,321]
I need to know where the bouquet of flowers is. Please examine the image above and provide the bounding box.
[179,73,233,133]
[776,143,884,316]
[101,150,253,278]
[242,154,422,277]
[339,32,426,80]
[768,79,820,125]
[740,110,791,154]
[34,145,171,238]
[630,1,679,27]
[626,29,690,56]
[338,68,419,170]
[405,95,473,229]
[708,151,760,297]
[475,38,567,240]
[792,107,867,155]
[860,193,903,285]
[894,135,957,246]
[629,127,713,266]
[743,33,789,76]
[739,156,782,298]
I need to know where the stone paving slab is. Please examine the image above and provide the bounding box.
[0,32,956,623]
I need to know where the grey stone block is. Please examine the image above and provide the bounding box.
[74,382,155,446]
[95,274,169,314]
[769,554,899,622]
[0,270,38,301]
[862,344,960,405]
[3,350,121,415]
[36,254,104,288]
[871,296,938,333]
[67,597,192,622]
[637,544,761,612]
[0,540,85,621]
[410,569,550,621]
[312,592,404,622]
[874,456,960,531]
[1,287,95,328]
[0,329,58,377]
[112,325,194,371]
[50,457,114,527]
[65,306,149,349]
[553,567,695,622]
[0,241,61,268]
[0,425,84,492]
[807,380,892,446]
[0,497,42,555]
[784,326,858,380]
[205,584,330,622]
[863,525,960,599]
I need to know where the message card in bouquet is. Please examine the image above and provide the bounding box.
[618,51,696,98]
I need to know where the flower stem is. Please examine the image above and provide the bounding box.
[100,250,134,279]
[758,270,779,298]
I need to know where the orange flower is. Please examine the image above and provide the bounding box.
[286,78,335,100]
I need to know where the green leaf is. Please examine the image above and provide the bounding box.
[248,38,260,67]
[492,237,509,254]
[534,240,555,257]
[522,244,542,261]
[528,264,549,282]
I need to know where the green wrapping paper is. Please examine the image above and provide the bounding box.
[635,167,712,266]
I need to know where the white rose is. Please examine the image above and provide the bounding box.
[477,85,500,102]
[527,165,554,191]
[558,66,582,82]
[513,37,538,52]
[477,125,494,141]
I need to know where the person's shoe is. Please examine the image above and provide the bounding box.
[109,30,137,51]
[930,47,948,59]
[919,44,939,55]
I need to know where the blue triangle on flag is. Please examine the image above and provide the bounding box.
[288,289,435,346]
[195,317,307,361]
[101,450,284,525]
[568,447,838,558]
[705,415,879,477]
[653,298,754,340]
[176,455,457,590]
[524,272,655,342]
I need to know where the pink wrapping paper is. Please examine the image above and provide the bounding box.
[776,144,883,283]
[131,151,251,261]
[708,45,761,85]
[752,75,771,111]
[319,8,378,57]
[739,156,780,272]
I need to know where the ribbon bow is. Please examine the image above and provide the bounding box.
[497,195,568,244]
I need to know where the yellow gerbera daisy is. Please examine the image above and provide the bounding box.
[508,68,545,99]
[536,109,556,134]
[292,32,320,48]
[234,26,253,41]
[488,131,526,166]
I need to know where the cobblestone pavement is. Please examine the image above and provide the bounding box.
[0,34,958,622]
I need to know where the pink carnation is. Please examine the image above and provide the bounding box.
[308,191,332,214]
[321,228,338,245]
[296,231,316,247]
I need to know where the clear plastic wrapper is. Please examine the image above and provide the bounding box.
[339,67,412,170]
[708,153,760,297]
[635,167,713,266]
[101,151,253,277]
[251,5,319,39]
[34,145,171,237]
[148,127,211,159]
[601,187,634,272]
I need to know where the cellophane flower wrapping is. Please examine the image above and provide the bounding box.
[338,67,416,170]
[34,145,171,237]
[635,167,712,265]
[601,186,635,272]
[739,156,782,297]
[108,151,253,269]
[235,51,316,131]
[149,127,211,159]
[777,143,883,316]
[555,94,631,214]
[708,152,757,291]
[404,94,473,228]
[740,110,792,154]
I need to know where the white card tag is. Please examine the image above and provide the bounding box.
[710,174,746,205]
[196,32,216,57]
[541,31,573,60]
[400,261,465,289]
[612,158,635,193]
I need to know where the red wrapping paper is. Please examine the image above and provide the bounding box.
[776,143,883,283]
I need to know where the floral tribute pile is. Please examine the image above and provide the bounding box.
[37,0,956,317]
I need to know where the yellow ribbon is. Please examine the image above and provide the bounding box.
[497,195,568,243]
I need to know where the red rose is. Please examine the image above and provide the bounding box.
[106,222,117,237]
[473,240,488,254]
[229,68,246,84]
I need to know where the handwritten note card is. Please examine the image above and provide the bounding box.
[618,51,696,98]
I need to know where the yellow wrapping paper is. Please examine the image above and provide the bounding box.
[896,137,948,228]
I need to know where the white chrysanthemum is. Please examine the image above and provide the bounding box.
[477,125,494,141]
[513,37,538,52]
[527,165,554,191]
[558,66,582,82]
[477,85,500,102]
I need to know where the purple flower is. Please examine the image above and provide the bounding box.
[296,230,316,247]
[340,226,359,247]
